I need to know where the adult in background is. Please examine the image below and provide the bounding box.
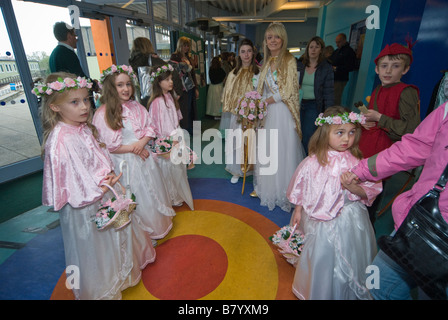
[296,36,334,154]
[49,22,87,78]
[206,56,226,119]
[129,37,183,108]
[170,37,199,135]
[330,33,356,106]
[253,22,306,213]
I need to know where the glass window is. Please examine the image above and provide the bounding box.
[126,22,151,51]
[0,3,41,168]
[78,0,148,14]
[182,2,187,28]
[153,0,168,21]
[154,25,171,60]
[171,0,179,25]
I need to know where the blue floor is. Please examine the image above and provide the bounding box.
[0,176,292,300]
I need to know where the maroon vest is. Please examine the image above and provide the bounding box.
[359,83,419,158]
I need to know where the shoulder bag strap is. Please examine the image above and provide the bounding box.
[434,163,448,192]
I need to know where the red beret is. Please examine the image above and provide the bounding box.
[374,43,413,65]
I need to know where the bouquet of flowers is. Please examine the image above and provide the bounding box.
[234,90,267,128]
[270,224,305,267]
[149,137,174,159]
[94,184,136,230]
[149,136,197,169]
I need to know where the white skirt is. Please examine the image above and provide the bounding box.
[206,83,223,116]
[157,155,194,210]
[111,151,176,239]
[292,200,377,300]
[224,113,255,178]
[59,200,147,300]
[254,100,305,212]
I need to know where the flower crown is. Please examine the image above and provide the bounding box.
[99,64,138,85]
[31,76,93,97]
[150,64,174,83]
[315,112,366,126]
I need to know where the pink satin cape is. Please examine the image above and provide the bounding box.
[42,121,115,211]
[287,150,382,221]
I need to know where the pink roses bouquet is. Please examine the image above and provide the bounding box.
[234,91,267,127]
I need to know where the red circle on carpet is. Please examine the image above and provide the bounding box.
[142,234,228,300]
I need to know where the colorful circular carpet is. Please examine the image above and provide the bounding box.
[50,199,296,300]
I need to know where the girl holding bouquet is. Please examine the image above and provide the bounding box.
[38,72,145,299]
[93,65,175,249]
[253,22,306,212]
[147,64,194,210]
[220,38,260,184]
[286,106,382,300]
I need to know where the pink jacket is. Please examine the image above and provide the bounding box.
[92,100,156,152]
[352,102,448,229]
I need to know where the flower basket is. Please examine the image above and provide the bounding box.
[149,136,197,169]
[93,161,136,230]
[149,137,174,159]
[270,224,305,267]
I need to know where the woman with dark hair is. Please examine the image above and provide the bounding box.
[170,37,199,135]
[220,38,260,184]
[206,56,226,118]
[129,37,167,107]
[297,36,334,154]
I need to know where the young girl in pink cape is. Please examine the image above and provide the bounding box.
[38,72,145,299]
[147,64,194,210]
[93,65,175,249]
[286,106,382,300]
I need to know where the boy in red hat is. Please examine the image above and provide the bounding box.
[358,41,421,227]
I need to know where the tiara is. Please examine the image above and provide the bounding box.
[99,64,138,85]
[31,76,93,97]
[315,112,366,126]
[149,64,174,83]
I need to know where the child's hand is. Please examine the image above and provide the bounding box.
[340,171,359,188]
[291,205,303,227]
[362,121,376,130]
[101,172,123,193]
[364,109,381,122]
[138,148,150,161]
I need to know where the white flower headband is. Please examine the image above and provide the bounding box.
[149,64,174,83]
[315,112,366,126]
[31,76,93,97]
[99,64,138,85]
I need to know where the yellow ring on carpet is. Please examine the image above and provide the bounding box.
[122,209,279,300]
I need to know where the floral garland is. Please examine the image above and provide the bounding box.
[149,64,174,84]
[31,76,93,97]
[315,111,366,127]
[99,64,138,86]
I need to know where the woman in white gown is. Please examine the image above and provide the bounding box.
[253,22,305,212]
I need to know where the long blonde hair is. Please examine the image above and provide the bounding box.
[261,22,288,71]
[308,106,363,166]
[175,36,192,57]
[99,72,136,130]
[40,72,100,155]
